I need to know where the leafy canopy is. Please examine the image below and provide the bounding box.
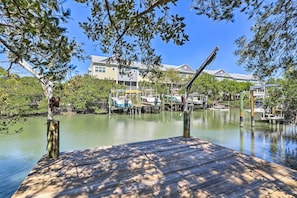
[192,0,296,79]
[77,0,188,70]
[0,0,83,81]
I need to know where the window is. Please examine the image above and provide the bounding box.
[95,66,106,73]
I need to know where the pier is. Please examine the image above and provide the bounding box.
[13,136,297,197]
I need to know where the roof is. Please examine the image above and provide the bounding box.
[90,55,195,72]
[204,69,258,81]
[90,55,257,81]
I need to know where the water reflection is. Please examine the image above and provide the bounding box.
[238,122,297,170]
[190,110,297,170]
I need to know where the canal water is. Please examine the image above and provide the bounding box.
[1,109,297,197]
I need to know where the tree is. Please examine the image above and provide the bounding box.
[190,73,220,100]
[1,1,83,120]
[281,78,297,121]
[160,68,182,93]
[219,79,251,101]
[265,76,296,121]
[0,71,44,133]
[76,0,188,70]
[63,75,124,113]
[192,0,296,79]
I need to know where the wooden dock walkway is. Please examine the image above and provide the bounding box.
[13,137,297,197]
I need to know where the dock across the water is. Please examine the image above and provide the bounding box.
[13,137,297,197]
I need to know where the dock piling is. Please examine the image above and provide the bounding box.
[250,90,255,127]
[47,120,59,159]
[240,92,244,127]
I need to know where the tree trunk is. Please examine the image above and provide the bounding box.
[18,60,58,158]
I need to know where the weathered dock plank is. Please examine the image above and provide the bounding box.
[13,136,297,197]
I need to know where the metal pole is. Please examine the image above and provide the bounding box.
[183,46,219,138]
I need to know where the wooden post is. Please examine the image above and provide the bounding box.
[240,92,244,127]
[183,110,190,138]
[251,127,255,156]
[108,92,112,114]
[250,90,255,127]
[47,120,59,159]
[240,127,244,153]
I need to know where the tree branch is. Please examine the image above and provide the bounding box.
[114,0,171,45]
[136,0,171,17]
[103,0,119,35]
[0,37,20,60]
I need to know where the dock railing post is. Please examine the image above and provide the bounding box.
[183,47,219,138]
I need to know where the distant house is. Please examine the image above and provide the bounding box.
[88,55,261,89]
[203,69,259,84]
[88,56,141,88]
[88,55,197,89]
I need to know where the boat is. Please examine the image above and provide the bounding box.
[245,108,265,113]
[208,103,229,111]
[141,96,161,106]
[257,113,285,124]
[112,96,132,108]
[188,93,207,109]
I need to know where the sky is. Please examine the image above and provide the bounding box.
[62,0,255,76]
[1,0,255,76]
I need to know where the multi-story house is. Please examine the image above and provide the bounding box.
[89,55,261,89]
[88,55,197,89]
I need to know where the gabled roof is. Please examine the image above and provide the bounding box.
[176,64,195,73]
[91,55,110,63]
[229,73,257,81]
[204,69,259,81]
[204,69,230,77]
[90,55,195,72]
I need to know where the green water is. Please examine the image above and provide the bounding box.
[1,109,297,197]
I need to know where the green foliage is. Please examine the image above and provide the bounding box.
[267,77,297,121]
[235,0,297,78]
[281,79,297,120]
[160,68,182,88]
[219,79,251,101]
[0,71,126,119]
[77,0,188,69]
[0,0,84,81]
[192,0,262,21]
[193,0,296,79]
[0,73,43,133]
[190,73,220,100]
[0,75,43,113]
[62,75,124,112]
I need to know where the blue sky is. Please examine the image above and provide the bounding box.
[63,0,254,75]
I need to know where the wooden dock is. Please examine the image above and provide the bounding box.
[13,137,297,197]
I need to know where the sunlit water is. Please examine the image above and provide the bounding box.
[1,109,297,197]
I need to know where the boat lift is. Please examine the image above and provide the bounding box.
[249,84,280,126]
[183,47,219,138]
